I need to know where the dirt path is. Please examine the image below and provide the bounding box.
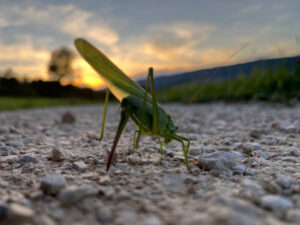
[0,103,299,225]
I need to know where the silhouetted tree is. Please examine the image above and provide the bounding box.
[48,47,75,82]
[1,68,17,78]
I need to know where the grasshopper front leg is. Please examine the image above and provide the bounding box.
[106,107,129,171]
[87,88,110,141]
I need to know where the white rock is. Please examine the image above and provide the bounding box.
[260,195,293,212]
[40,174,66,195]
[73,160,88,172]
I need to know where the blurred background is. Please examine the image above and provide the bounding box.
[0,0,299,110]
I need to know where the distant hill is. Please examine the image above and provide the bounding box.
[138,55,300,90]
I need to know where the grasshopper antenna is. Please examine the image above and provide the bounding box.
[176,42,250,127]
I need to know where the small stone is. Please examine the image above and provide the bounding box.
[51,148,64,162]
[189,147,201,156]
[253,150,269,160]
[0,146,19,156]
[198,151,246,176]
[22,138,33,145]
[128,155,142,165]
[193,197,264,225]
[286,209,300,222]
[6,203,34,223]
[281,157,297,163]
[29,190,44,200]
[34,215,56,225]
[201,144,214,153]
[97,208,113,223]
[143,214,163,225]
[116,210,137,225]
[275,174,296,190]
[263,181,282,194]
[99,175,111,185]
[59,185,99,206]
[281,124,297,133]
[63,162,73,169]
[61,111,76,123]
[6,141,24,148]
[163,174,184,189]
[73,160,88,172]
[249,129,261,139]
[233,142,243,149]
[242,142,261,154]
[40,174,66,195]
[17,155,39,164]
[0,127,8,134]
[0,155,18,163]
[240,179,265,203]
[260,195,293,212]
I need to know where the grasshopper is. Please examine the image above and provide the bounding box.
[74,38,190,171]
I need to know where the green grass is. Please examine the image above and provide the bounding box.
[0,97,103,111]
[158,64,300,103]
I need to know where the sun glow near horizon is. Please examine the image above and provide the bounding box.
[0,1,299,89]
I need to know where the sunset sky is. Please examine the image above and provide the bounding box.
[0,0,299,88]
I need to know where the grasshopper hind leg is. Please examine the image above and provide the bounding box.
[131,129,142,154]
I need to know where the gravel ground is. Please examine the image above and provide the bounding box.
[0,103,299,225]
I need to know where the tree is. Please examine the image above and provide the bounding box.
[48,47,75,82]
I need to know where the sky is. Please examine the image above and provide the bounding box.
[0,0,299,88]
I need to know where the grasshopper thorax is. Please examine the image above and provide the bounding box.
[121,96,177,141]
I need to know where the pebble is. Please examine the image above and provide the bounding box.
[59,185,99,206]
[34,215,56,225]
[17,155,39,164]
[190,197,264,225]
[51,148,64,162]
[260,195,293,213]
[61,111,76,123]
[0,127,8,134]
[6,141,24,148]
[73,160,88,172]
[128,154,142,165]
[143,214,163,225]
[162,174,184,189]
[0,155,18,163]
[286,209,300,222]
[242,142,261,154]
[275,174,296,190]
[188,147,201,156]
[253,150,269,160]
[3,203,35,224]
[241,179,265,201]
[249,129,261,138]
[281,156,297,163]
[198,151,246,176]
[116,210,137,225]
[201,144,214,153]
[97,208,113,223]
[40,174,66,195]
[0,146,19,156]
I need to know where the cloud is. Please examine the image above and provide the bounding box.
[0,4,119,46]
[0,42,49,65]
[0,41,50,78]
[240,4,262,14]
[144,22,215,61]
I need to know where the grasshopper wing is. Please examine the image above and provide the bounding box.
[75,38,151,101]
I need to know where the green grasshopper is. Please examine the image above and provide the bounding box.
[74,38,190,171]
